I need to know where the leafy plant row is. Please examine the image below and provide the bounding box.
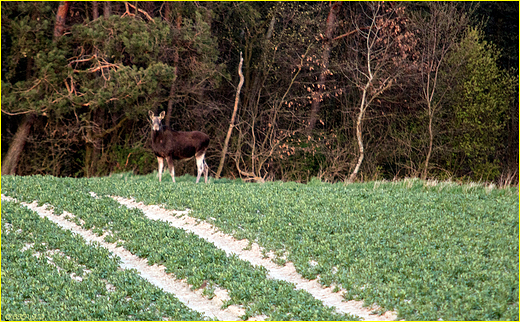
[1,175,358,321]
[79,173,518,321]
[1,200,206,321]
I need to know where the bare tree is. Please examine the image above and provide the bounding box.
[411,2,470,179]
[216,52,244,179]
[343,2,417,182]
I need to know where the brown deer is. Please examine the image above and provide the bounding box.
[148,111,210,183]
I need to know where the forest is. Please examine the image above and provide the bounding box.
[2,1,518,184]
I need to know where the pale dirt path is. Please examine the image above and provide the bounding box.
[1,195,251,321]
[113,196,398,321]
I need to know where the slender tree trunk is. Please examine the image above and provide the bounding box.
[422,104,434,179]
[216,52,244,179]
[420,58,442,180]
[84,144,94,177]
[2,114,36,175]
[84,110,96,177]
[505,100,519,173]
[90,109,106,176]
[349,86,369,182]
[307,2,341,134]
[415,3,470,180]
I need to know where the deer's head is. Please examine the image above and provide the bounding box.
[149,110,165,131]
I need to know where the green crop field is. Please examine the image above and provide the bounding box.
[2,173,518,321]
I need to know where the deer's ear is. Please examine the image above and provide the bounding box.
[159,111,166,119]
[148,110,154,119]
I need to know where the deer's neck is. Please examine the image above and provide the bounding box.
[151,128,162,140]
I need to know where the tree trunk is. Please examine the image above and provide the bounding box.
[163,2,171,20]
[84,110,95,177]
[53,1,70,39]
[103,1,111,19]
[307,2,341,134]
[245,15,276,115]
[92,1,99,20]
[505,100,519,173]
[216,52,244,179]
[84,143,94,177]
[2,114,36,175]
[85,108,105,177]
[422,104,434,180]
[349,86,368,182]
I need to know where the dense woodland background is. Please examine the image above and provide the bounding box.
[2,1,518,184]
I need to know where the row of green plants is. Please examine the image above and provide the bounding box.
[80,173,517,321]
[1,200,206,321]
[1,175,358,321]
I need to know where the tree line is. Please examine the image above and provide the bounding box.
[2,1,518,184]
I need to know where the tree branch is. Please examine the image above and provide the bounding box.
[122,2,155,23]
[333,26,369,41]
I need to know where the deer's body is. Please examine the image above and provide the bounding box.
[149,111,209,183]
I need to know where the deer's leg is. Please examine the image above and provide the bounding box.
[204,159,209,183]
[195,152,206,184]
[166,156,175,183]
[157,157,164,182]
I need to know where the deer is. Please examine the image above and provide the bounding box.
[148,110,210,183]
